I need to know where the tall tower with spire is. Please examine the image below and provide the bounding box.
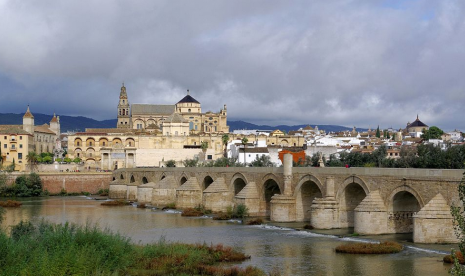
[49,113,61,135]
[22,105,35,134]
[117,83,131,128]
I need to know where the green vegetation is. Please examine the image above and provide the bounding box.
[222,134,229,158]
[0,173,43,197]
[165,159,176,167]
[97,188,109,196]
[335,241,403,254]
[250,155,274,167]
[181,208,205,217]
[0,207,4,224]
[450,171,465,274]
[325,144,465,169]
[213,204,249,220]
[422,126,444,140]
[241,137,248,165]
[183,157,199,167]
[202,157,244,167]
[0,220,266,276]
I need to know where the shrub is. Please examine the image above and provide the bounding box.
[11,221,36,241]
[165,160,176,167]
[444,251,465,264]
[246,218,263,225]
[335,241,403,254]
[181,208,204,217]
[234,204,249,219]
[303,224,313,230]
[213,212,232,220]
[0,207,4,224]
[0,173,43,197]
[97,188,109,196]
[0,200,22,207]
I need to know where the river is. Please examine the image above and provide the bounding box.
[0,196,455,275]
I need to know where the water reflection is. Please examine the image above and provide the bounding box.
[0,197,452,276]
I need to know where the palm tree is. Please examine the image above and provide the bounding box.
[26,151,39,172]
[241,137,248,166]
[200,141,209,161]
[222,134,229,158]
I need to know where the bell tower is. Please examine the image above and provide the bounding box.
[117,83,131,128]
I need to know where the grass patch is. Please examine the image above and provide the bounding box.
[335,241,403,254]
[246,218,263,225]
[0,200,22,208]
[213,212,232,220]
[161,202,176,210]
[97,188,109,196]
[0,221,268,276]
[101,200,131,206]
[444,251,465,264]
[181,208,205,217]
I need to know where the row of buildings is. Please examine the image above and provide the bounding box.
[1,84,461,171]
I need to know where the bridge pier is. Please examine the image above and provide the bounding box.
[271,154,297,222]
[354,190,388,234]
[311,176,339,229]
[235,181,261,216]
[413,194,459,243]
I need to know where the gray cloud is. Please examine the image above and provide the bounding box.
[0,0,464,131]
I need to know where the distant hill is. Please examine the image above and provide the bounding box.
[0,113,116,133]
[0,113,362,134]
[228,120,365,133]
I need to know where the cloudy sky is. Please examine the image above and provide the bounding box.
[0,0,464,130]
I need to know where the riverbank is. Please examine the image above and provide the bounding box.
[0,196,453,275]
[0,220,269,276]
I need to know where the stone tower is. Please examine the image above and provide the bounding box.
[22,105,35,134]
[49,113,61,135]
[117,83,131,128]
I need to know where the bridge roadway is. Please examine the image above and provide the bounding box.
[109,154,462,243]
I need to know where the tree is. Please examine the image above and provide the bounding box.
[200,141,209,161]
[222,134,229,158]
[451,171,465,274]
[26,151,39,172]
[183,158,198,167]
[165,160,176,167]
[421,126,444,140]
[376,126,381,138]
[250,155,274,167]
[241,137,248,166]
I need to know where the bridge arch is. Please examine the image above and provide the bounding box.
[262,173,282,217]
[202,175,214,191]
[294,174,324,222]
[387,185,424,234]
[120,173,124,180]
[230,173,249,195]
[130,175,135,183]
[142,176,149,184]
[337,176,369,228]
[160,173,166,181]
[179,173,188,186]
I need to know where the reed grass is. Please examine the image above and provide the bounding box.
[0,221,269,276]
[335,241,403,254]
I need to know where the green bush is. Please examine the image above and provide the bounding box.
[165,160,176,167]
[0,173,43,197]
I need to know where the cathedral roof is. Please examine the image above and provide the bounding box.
[34,124,56,135]
[131,104,175,115]
[177,94,200,104]
[23,106,34,119]
[0,125,31,135]
[407,115,428,128]
[165,113,188,124]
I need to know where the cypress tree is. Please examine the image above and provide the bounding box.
[376,126,381,138]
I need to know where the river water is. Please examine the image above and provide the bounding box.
[0,197,455,276]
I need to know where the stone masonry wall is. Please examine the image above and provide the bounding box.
[39,173,113,194]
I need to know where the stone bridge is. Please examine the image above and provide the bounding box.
[109,154,462,243]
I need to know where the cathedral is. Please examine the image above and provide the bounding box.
[116,84,229,134]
